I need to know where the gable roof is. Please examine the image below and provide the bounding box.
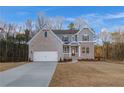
[74,27,95,35]
[52,30,79,34]
[52,28,95,35]
[27,29,63,45]
[27,27,95,45]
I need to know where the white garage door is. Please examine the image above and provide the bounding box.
[33,51,58,61]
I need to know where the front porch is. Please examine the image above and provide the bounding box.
[63,42,81,59]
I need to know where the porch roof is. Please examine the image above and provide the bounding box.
[63,41,80,46]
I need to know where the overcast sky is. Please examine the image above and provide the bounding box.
[1,6,124,33]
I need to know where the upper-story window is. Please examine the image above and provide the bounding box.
[75,35,77,41]
[82,34,89,41]
[62,35,69,42]
[44,31,47,37]
[71,35,77,41]
[72,36,75,41]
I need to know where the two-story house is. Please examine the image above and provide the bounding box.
[28,27,95,62]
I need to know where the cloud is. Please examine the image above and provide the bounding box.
[81,13,105,29]
[64,14,98,22]
[49,12,124,32]
[80,12,124,31]
[83,13,99,18]
[65,17,75,22]
[105,12,124,19]
[42,7,64,12]
[81,12,124,20]
[42,7,57,12]
[16,11,30,16]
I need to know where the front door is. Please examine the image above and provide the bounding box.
[71,47,77,56]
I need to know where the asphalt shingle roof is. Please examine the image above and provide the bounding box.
[52,30,79,34]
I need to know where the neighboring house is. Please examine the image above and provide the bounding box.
[28,27,95,62]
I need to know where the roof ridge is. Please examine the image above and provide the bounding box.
[52,29,79,34]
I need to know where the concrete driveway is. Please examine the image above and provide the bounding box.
[0,61,57,87]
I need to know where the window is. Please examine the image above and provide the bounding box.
[63,46,69,53]
[82,35,89,41]
[62,36,69,42]
[75,47,78,53]
[82,47,85,53]
[44,31,47,37]
[86,47,89,54]
[63,47,66,53]
[72,36,75,41]
[75,35,77,41]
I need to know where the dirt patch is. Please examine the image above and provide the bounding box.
[49,61,124,87]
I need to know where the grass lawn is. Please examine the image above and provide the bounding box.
[0,62,27,72]
[49,61,124,87]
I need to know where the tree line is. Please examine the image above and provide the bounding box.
[0,20,32,62]
[95,27,124,61]
[0,12,124,62]
[0,13,88,62]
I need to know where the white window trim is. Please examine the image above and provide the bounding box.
[86,47,90,54]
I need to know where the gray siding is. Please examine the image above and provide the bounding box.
[76,29,94,41]
[28,28,95,61]
[28,30,63,61]
[56,28,94,42]
[79,42,94,59]
[57,34,73,42]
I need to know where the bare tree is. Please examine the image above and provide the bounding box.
[25,19,34,37]
[35,12,47,31]
[0,21,5,30]
[45,16,64,30]
[0,22,6,39]
[51,16,64,30]
[111,26,124,43]
[2,23,16,39]
[74,17,88,30]
[25,19,33,31]
[1,23,17,61]
[99,28,111,60]
[36,13,64,30]
[46,17,53,30]
[99,28,111,43]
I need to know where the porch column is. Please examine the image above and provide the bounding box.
[69,46,71,58]
[78,46,81,57]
